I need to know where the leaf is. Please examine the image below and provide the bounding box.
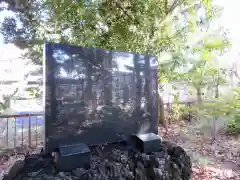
[202,0,213,19]
[200,50,211,61]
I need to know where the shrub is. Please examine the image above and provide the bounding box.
[227,114,240,135]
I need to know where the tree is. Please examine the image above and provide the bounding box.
[0,88,18,114]
[0,0,215,60]
[159,25,229,101]
[0,0,218,129]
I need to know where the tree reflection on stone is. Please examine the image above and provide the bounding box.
[44,43,158,152]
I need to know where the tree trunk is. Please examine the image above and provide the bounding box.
[82,50,93,107]
[157,89,168,132]
[115,73,121,104]
[144,55,152,113]
[87,62,93,107]
[212,70,220,141]
[103,51,113,105]
[123,74,129,105]
[196,87,202,103]
[215,72,219,99]
[133,54,141,110]
[130,71,136,101]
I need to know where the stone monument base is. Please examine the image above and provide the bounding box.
[4,140,192,180]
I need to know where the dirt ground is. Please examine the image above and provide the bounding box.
[0,121,239,180]
[159,121,240,180]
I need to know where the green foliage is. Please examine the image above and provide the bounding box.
[168,93,184,122]
[180,89,240,135]
[180,98,231,119]
[225,89,240,134]
[1,0,224,103]
[157,2,230,101]
[1,0,215,64]
[0,88,19,114]
[0,101,8,114]
[25,87,42,98]
[227,114,240,135]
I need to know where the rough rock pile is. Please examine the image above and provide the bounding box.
[3,140,192,180]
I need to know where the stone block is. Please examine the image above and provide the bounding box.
[132,133,162,153]
[57,143,90,171]
[3,160,24,180]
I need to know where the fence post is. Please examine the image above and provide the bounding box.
[0,113,43,149]
[21,118,24,146]
[14,117,16,148]
[6,118,8,147]
[28,114,31,148]
[35,118,38,147]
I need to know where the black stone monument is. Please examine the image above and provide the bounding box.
[43,42,159,153]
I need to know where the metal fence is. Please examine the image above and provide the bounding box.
[0,113,44,149]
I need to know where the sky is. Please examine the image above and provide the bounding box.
[0,0,240,81]
[216,0,240,63]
